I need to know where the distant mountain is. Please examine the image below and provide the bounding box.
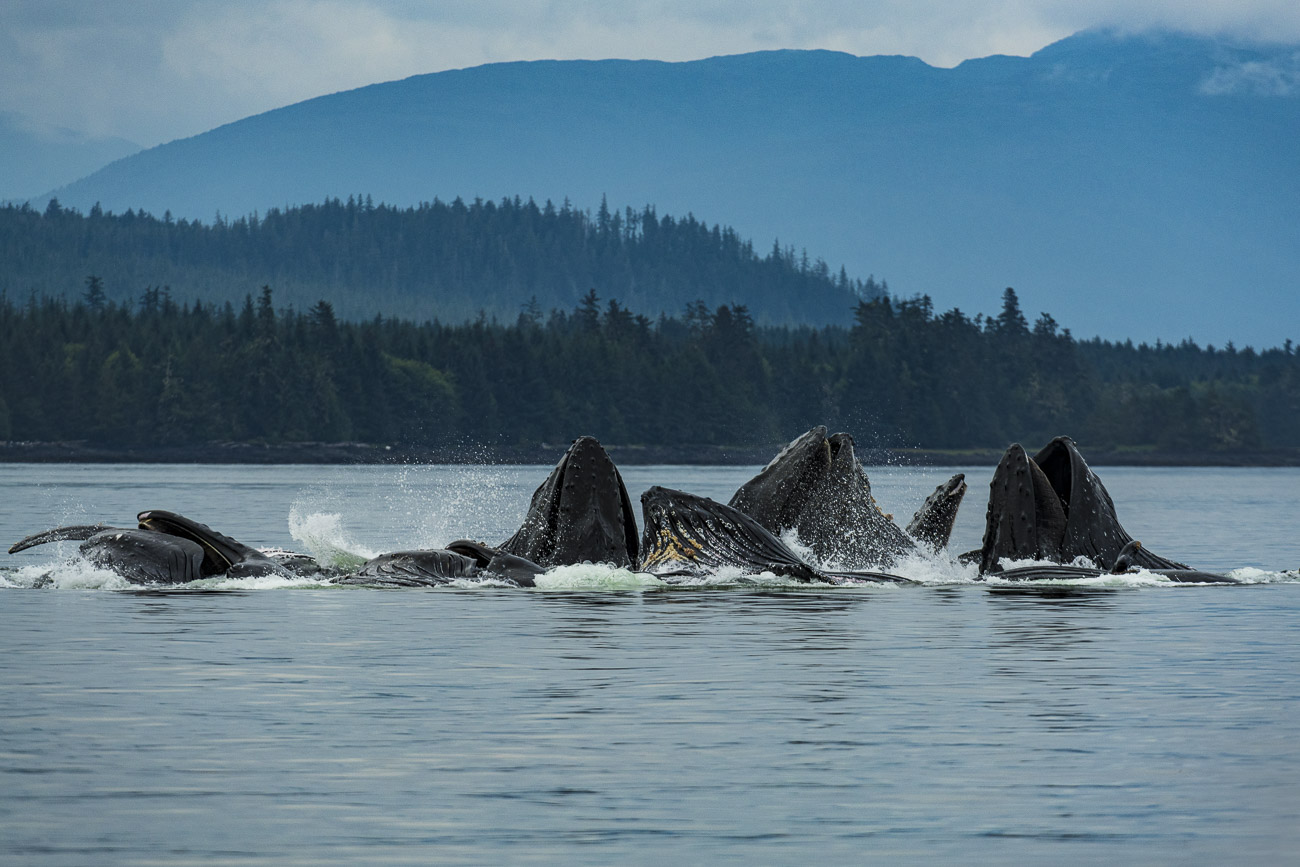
[0,113,139,203]
[34,30,1300,345]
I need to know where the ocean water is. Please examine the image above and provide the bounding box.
[2,462,1299,864]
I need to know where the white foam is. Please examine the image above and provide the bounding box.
[534,563,667,590]
[1227,566,1300,584]
[186,573,335,591]
[786,528,977,586]
[780,529,817,562]
[9,559,132,591]
[889,549,981,585]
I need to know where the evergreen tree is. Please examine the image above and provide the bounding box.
[83,275,106,311]
[995,287,1028,335]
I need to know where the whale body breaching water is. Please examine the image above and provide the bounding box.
[728,425,967,568]
[973,436,1238,583]
[6,431,1281,588]
[8,510,291,585]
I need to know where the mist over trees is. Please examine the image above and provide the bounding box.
[0,197,874,326]
[1,286,1296,455]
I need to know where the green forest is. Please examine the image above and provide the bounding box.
[0,197,872,325]
[2,284,1297,456]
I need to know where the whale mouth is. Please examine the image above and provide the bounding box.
[136,509,260,575]
[1031,437,1074,517]
[639,485,820,581]
[979,438,1188,574]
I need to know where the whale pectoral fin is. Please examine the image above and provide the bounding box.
[442,539,547,586]
[1153,569,1241,584]
[9,524,113,554]
[1110,540,1142,573]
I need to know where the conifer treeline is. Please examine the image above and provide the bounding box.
[1,287,1296,453]
[0,197,874,325]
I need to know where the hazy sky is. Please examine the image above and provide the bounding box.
[4,0,1299,147]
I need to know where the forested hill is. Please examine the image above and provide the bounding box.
[32,31,1300,346]
[0,198,875,325]
[2,288,1297,458]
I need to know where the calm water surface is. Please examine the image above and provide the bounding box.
[2,463,1298,864]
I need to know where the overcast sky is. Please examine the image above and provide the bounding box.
[4,0,1299,147]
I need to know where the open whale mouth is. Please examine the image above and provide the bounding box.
[639,485,821,581]
[1031,437,1074,518]
[137,509,262,575]
[979,437,1188,574]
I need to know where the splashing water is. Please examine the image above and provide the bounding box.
[7,559,132,591]
[287,507,376,569]
[394,462,522,548]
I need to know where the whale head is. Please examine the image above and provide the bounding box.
[498,436,639,568]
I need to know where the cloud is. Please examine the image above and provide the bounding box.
[2,0,1299,147]
[1200,54,1300,96]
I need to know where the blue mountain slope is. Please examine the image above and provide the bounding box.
[0,113,139,203]
[39,30,1300,345]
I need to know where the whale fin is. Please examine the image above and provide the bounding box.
[9,524,112,554]
[821,568,915,585]
[1110,540,1142,573]
[483,552,545,587]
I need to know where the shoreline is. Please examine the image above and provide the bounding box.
[3,440,1299,467]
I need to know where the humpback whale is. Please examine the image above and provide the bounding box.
[730,426,966,567]
[337,541,546,588]
[8,510,288,584]
[497,435,639,568]
[338,437,635,587]
[907,473,968,549]
[8,432,1259,590]
[979,437,1190,575]
[641,486,912,585]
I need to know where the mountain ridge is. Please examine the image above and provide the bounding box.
[24,29,1300,345]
